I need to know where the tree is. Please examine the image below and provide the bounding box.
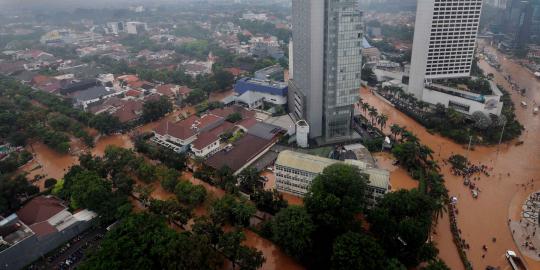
[471,111,492,130]
[68,170,130,222]
[226,112,243,123]
[175,180,207,208]
[390,124,402,141]
[378,114,388,130]
[135,161,157,183]
[156,165,180,192]
[218,230,265,270]
[422,259,451,270]
[184,89,207,105]
[210,194,256,227]
[90,113,121,135]
[272,206,315,259]
[0,175,39,215]
[368,107,378,126]
[251,189,288,215]
[213,69,235,90]
[330,232,389,270]
[238,167,262,194]
[79,213,222,270]
[44,178,57,189]
[361,67,378,86]
[142,96,172,123]
[304,163,368,233]
[148,198,192,226]
[367,189,437,266]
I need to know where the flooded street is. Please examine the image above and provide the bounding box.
[20,134,134,189]
[360,43,540,269]
[373,152,419,191]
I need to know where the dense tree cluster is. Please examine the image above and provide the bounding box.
[79,213,222,270]
[0,174,39,215]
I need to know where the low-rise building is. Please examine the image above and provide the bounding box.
[0,196,96,270]
[125,22,148,35]
[152,114,224,153]
[234,78,288,109]
[274,150,389,207]
[191,132,221,158]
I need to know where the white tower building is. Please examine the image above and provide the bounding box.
[296,120,310,148]
[408,0,483,99]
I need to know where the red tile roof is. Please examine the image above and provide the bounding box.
[16,196,66,225]
[156,84,177,97]
[117,75,139,83]
[125,89,142,97]
[209,121,235,136]
[154,121,197,140]
[178,86,192,96]
[29,222,57,236]
[205,134,273,172]
[191,132,220,150]
[113,100,143,123]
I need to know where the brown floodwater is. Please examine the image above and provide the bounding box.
[242,229,304,270]
[373,152,419,191]
[91,134,134,157]
[360,45,540,270]
[20,134,134,190]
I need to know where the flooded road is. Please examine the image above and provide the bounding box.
[373,152,419,191]
[20,134,134,189]
[360,44,540,269]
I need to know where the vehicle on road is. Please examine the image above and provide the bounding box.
[506,250,527,270]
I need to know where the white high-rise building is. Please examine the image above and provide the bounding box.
[409,0,483,99]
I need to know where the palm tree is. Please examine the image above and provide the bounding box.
[378,114,388,131]
[390,124,401,141]
[361,103,370,117]
[368,107,378,126]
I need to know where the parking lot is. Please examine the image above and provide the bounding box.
[27,228,106,270]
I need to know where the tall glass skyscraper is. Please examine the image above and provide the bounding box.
[288,0,363,142]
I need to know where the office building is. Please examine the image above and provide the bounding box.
[288,0,363,142]
[409,0,483,99]
[407,0,503,116]
[275,150,389,208]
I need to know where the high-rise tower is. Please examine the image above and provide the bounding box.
[288,0,363,142]
[408,0,483,99]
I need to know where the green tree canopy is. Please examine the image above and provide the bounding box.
[304,163,368,233]
[79,213,222,270]
[272,206,315,260]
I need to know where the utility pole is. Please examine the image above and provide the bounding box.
[497,119,507,155]
[466,135,473,160]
